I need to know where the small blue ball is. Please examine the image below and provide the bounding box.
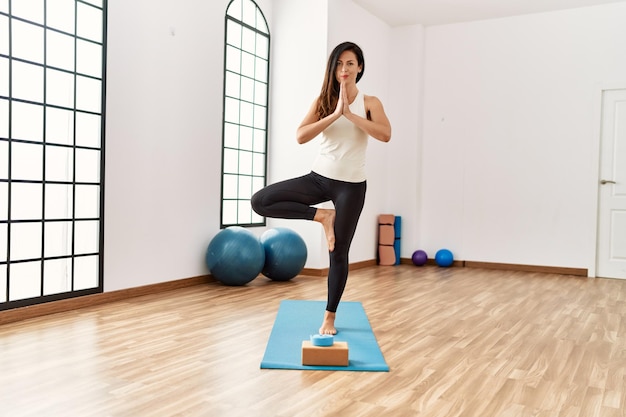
[435,249,454,267]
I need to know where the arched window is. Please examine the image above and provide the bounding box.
[0,0,106,310]
[221,0,269,227]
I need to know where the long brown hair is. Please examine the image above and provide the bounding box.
[315,42,365,119]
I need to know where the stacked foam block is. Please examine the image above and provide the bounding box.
[378,214,401,266]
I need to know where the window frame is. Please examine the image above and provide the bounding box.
[0,0,107,311]
[220,0,270,228]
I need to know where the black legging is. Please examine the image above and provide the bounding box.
[251,171,366,312]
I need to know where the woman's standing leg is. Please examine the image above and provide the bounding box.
[319,179,367,334]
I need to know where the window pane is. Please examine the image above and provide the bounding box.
[222,200,237,225]
[0,99,6,138]
[76,75,101,113]
[75,148,100,183]
[241,52,254,78]
[224,97,239,124]
[0,224,6,262]
[12,142,43,181]
[0,140,7,179]
[47,30,75,72]
[12,102,43,141]
[253,153,265,176]
[226,20,241,46]
[225,72,240,99]
[241,27,255,54]
[254,105,266,129]
[0,58,8,96]
[12,0,44,24]
[75,185,99,219]
[256,33,268,57]
[9,261,41,301]
[239,151,252,176]
[240,126,252,151]
[77,3,102,43]
[224,123,238,149]
[0,15,7,55]
[254,81,267,105]
[45,184,73,219]
[256,9,268,34]
[74,255,99,290]
[77,39,102,78]
[75,220,99,255]
[254,128,267,157]
[12,20,44,63]
[251,209,263,224]
[223,148,238,174]
[238,175,252,199]
[223,174,238,199]
[47,0,75,34]
[0,182,7,221]
[10,223,42,261]
[46,68,75,108]
[0,265,6,302]
[46,107,74,146]
[76,112,101,148]
[242,0,256,26]
[240,77,253,102]
[0,0,7,14]
[255,57,268,82]
[44,221,72,258]
[43,258,72,295]
[11,183,42,220]
[237,200,251,224]
[252,177,264,196]
[227,0,241,19]
[240,101,253,126]
[12,61,43,103]
[226,45,241,73]
[45,145,73,183]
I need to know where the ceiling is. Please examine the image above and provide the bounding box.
[351,0,626,26]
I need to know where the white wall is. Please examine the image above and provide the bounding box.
[385,25,425,258]
[420,3,626,270]
[104,0,272,291]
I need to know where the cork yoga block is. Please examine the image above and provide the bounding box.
[301,341,349,366]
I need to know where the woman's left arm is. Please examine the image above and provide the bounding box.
[344,94,392,142]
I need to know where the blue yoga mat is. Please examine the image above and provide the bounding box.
[260,300,389,371]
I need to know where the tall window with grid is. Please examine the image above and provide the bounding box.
[221,0,269,227]
[0,0,107,310]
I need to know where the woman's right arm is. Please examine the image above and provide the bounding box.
[296,98,342,144]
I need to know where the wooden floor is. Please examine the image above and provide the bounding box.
[1,265,626,417]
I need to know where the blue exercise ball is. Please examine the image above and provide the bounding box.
[435,249,454,267]
[411,250,428,266]
[205,226,265,286]
[260,227,307,281]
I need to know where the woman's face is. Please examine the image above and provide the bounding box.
[335,50,362,84]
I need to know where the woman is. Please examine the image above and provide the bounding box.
[251,41,391,334]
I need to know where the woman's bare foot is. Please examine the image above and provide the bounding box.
[314,208,336,252]
[319,311,337,335]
